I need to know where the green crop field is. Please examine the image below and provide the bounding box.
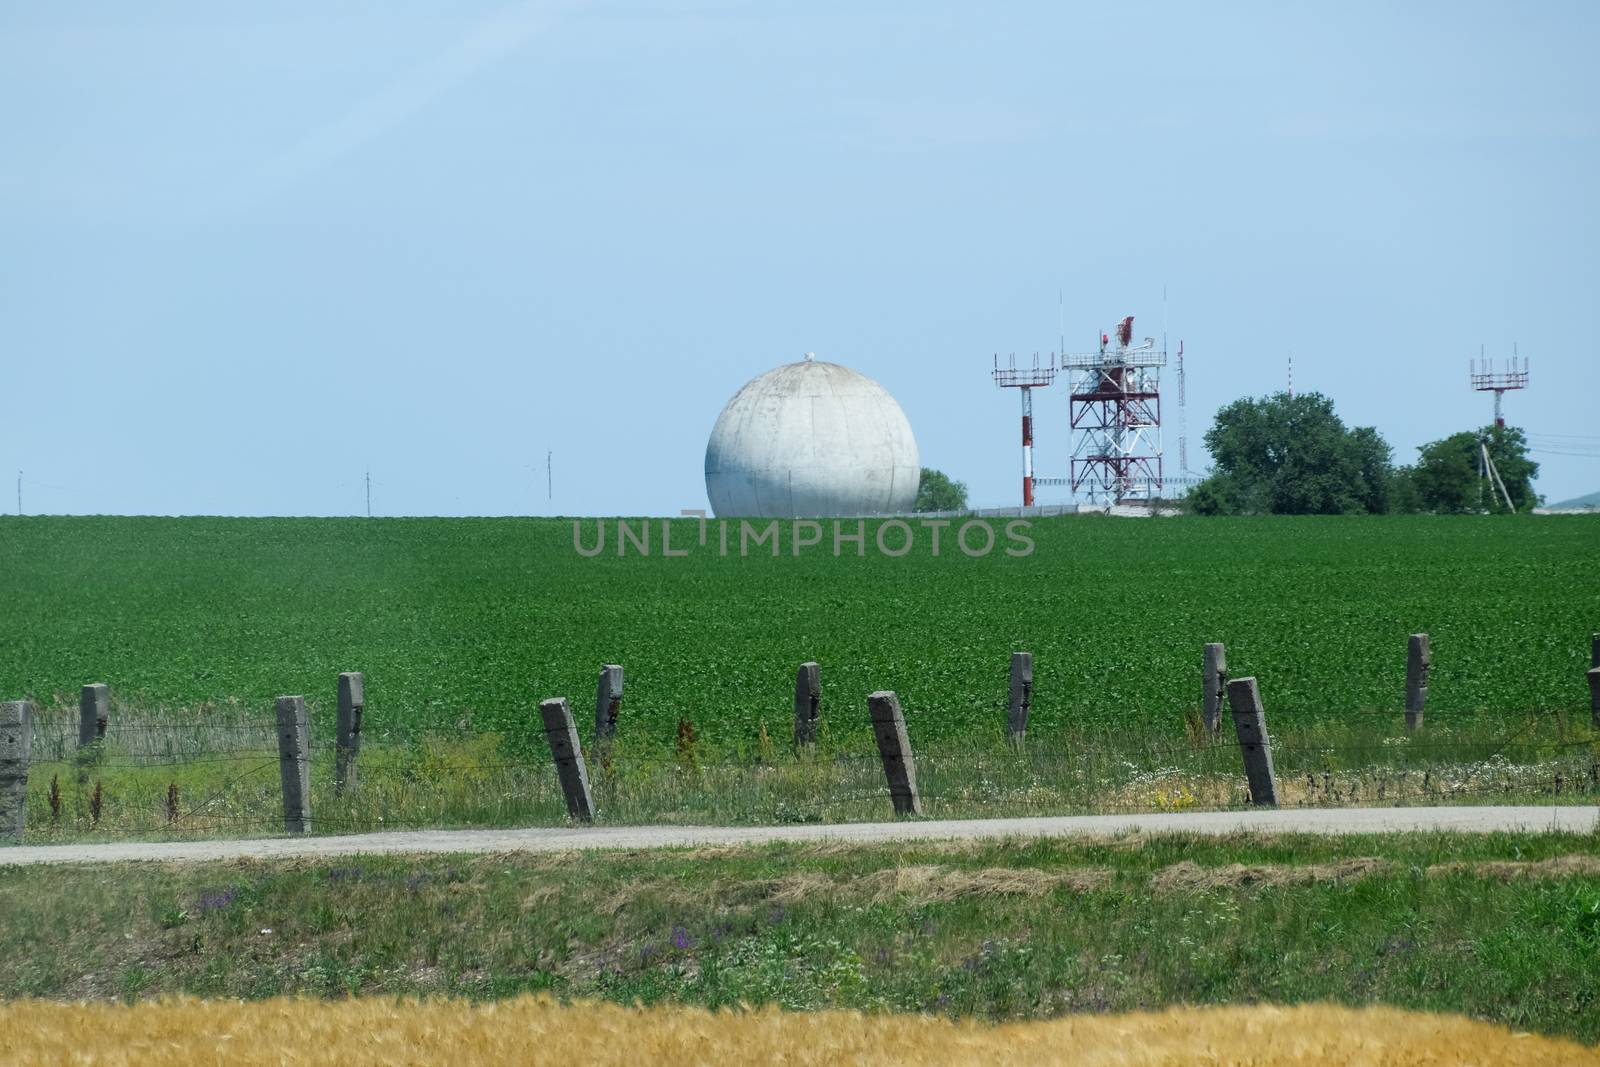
[2,514,1596,749]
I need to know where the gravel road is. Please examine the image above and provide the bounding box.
[0,805,1593,867]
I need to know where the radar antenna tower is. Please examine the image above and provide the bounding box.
[1064,315,1166,504]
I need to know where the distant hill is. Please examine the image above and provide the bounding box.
[1550,489,1600,508]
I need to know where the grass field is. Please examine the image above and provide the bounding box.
[4,998,1595,1065]
[2,514,1597,755]
[2,833,1598,1045]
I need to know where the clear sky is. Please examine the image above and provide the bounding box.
[3,1,1596,516]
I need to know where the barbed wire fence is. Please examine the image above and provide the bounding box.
[2,633,1598,843]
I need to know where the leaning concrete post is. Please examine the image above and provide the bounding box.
[793,662,821,750]
[1405,633,1431,732]
[1006,652,1033,745]
[275,696,310,834]
[1202,643,1227,736]
[540,697,594,823]
[868,691,922,816]
[1589,667,1600,731]
[0,701,33,839]
[335,672,364,797]
[78,683,109,749]
[1226,677,1278,806]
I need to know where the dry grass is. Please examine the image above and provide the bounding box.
[0,996,1594,1066]
[1150,854,1600,893]
[1427,855,1600,880]
[1151,857,1392,893]
[593,863,1111,916]
[855,863,1111,902]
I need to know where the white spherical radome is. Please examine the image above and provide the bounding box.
[704,359,920,518]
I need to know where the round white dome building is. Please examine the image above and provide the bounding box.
[704,355,920,518]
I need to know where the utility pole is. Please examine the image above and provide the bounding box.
[1480,437,1515,512]
[365,471,371,518]
[1477,440,1485,509]
[547,450,552,502]
[14,471,19,516]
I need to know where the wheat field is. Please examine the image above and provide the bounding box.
[1,996,1595,1066]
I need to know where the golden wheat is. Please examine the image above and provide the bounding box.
[0,997,1594,1066]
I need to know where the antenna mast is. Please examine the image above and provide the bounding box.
[1470,343,1529,428]
[1177,341,1188,473]
[1166,286,1187,475]
[991,352,1058,506]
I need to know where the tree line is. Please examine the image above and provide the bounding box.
[1187,392,1539,516]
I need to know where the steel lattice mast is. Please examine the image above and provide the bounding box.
[1064,315,1166,504]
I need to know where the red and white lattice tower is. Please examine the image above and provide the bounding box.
[1469,347,1529,428]
[991,353,1058,506]
[1064,315,1166,504]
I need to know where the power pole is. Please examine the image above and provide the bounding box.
[365,471,371,518]
[1480,438,1515,512]
[547,450,552,502]
[1477,440,1485,509]
[14,471,19,516]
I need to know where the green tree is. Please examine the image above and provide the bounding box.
[1185,472,1246,516]
[1388,466,1423,514]
[1190,391,1393,515]
[1402,425,1539,514]
[915,468,968,512]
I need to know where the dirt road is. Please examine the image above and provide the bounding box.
[0,805,1593,867]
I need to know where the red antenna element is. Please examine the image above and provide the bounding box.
[1116,316,1134,348]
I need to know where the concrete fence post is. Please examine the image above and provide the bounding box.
[335,672,364,797]
[1226,677,1278,806]
[1589,667,1600,731]
[275,696,310,834]
[77,683,110,784]
[541,697,594,823]
[868,691,922,816]
[78,683,109,749]
[1202,643,1227,736]
[593,664,624,745]
[1006,652,1033,745]
[0,701,32,839]
[1405,633,1431,732]
[793,661,821,750]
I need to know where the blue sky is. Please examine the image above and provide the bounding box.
[2,1,1596,515]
